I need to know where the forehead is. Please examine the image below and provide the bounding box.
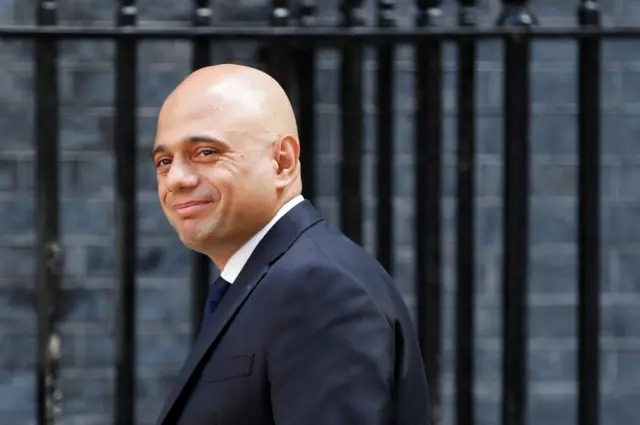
[154,101,235,152]
[153,83,267,153]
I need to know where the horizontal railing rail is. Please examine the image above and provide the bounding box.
[0,26,633,40]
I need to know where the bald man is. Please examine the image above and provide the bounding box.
[152,64,430,425]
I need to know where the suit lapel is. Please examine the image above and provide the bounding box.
[156,262,268,425]
[157,200,323,425]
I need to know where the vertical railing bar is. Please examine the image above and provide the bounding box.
[414,1,444,423]
[339,0,365,244]
[295,0,317,203]
[455,2,477,425]
[577,2,601,425]
[496,2,536,425]
[190,0,213,342]
[114,1,138,424]
[267,0,292,93]
[35,1,62,425]
[375,0,395,274]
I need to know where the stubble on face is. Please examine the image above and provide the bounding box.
[178,213,221,249]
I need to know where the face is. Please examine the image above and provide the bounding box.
[152,100,279,255]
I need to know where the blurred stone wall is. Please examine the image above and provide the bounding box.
[0,1,639,424]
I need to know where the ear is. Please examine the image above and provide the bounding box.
[272,135,300,189]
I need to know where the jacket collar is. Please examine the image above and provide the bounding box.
[220,195,304,283]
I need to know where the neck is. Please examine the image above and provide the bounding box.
[211,253,232,271]
[209,229,260,271]
[208,190,302,271]
[208,191,300,270]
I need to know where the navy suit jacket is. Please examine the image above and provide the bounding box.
[156,200,430,425]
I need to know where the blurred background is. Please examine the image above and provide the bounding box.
[1,0,639,425]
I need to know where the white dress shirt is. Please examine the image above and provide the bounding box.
[220,195,305,283]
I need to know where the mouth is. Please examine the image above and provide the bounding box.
[172,200,212,218]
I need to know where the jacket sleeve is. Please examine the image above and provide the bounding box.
[266,265,395,425]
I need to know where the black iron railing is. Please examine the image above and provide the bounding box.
[0,1,607,425]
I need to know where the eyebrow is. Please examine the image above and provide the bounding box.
[151,135,229,158]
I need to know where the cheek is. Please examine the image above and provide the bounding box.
[158,195,172,219]
[201,159,263,200]
[156,178,177,218]
[156,179,167,203]
[200,168,230,201]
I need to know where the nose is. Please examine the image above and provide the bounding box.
[165,158,199,192]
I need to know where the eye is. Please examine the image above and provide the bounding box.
[197,148,220,157]
[156,158,171,167]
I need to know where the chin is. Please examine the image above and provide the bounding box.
[178,231,208,253]
[178,220,219,249]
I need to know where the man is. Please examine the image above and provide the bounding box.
[152,64,430,425]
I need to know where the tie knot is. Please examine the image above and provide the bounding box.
[208,276,231,303]
[201,276,231,325]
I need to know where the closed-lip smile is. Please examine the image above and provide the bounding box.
[173,200,211,217]
[174,200,209,210]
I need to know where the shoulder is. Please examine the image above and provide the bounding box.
[279,221,384,277]
[265,224,395,322]
[272,223,373,286]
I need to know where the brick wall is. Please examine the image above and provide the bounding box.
[1,0,639,424]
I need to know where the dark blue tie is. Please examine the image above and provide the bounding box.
[202,276,231,324]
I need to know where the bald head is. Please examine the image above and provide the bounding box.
[159,64,298,146]
[153,64,303,266]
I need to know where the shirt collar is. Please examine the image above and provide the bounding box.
[220,195,305,283]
